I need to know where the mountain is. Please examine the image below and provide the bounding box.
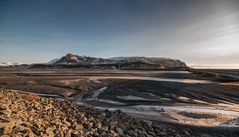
[47,59,60,65]
[0,62,22,66]
[54,54,109,65]
[31,53,188,70]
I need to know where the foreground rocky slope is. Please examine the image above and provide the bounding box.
[0,90,123,136]
[1,90,239,137]
[31,53,188,70]
[0,90,180,137]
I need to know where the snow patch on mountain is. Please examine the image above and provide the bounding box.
[0,62,23,66]
[109,57,131,61]
[47,59,60,64]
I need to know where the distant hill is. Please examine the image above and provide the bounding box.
[31,53,188,70]
[0,62,22,67]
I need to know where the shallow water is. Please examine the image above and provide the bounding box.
[89,76,213,84]
[77,75,239,127]
[10,89,61,98]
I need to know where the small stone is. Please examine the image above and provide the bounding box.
[146,134,154,137]
[0,105,7,110]
[184,130,190,136]
[71,132,79,137]
[148,131,156,136]
[0,117,10,123]
[0,128,4,134]
[201,134,213,137]
[159,132,167,136]
[168,128,176,133]
[116,127,124,135]
[46,127,54,136]
[64,120,71,127]
[95,123,101,129]
[142,120,152,128]
[74,124,83,130]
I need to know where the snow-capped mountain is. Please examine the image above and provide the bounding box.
[0,62,22,66]
[110,56,185,66]
[32,53,188,70]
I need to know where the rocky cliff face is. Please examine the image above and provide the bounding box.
[34,53,188,70]
[55,54,109,65]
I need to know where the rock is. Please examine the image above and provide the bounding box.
[154,129,161,135]
[0,105,7,110]
[184,130,190,136]
[0,110,4,115]
[28,116,33,122]
[142,120,152,128]
[92,132,99,136]
[71,132,79,137]
[0,117,10,123]
[45,127,55,136]
[146,134,154,137]
[95,123,101,129]
[31,125,41,136]
[160,108,165,112]
[81,117,88,124]
[168,128,176,133]
[64,120,71,127]
[0,128,4,135]
[110,130,118,136]
[110,121,118,129]
[201,134,213,137]
[116,127,124,136]
[159,132,167,136]
[148,131,156,136]
[88,122,94,128]
[21,122,31,128]
[74,124,83,130]
[128,130,137,136]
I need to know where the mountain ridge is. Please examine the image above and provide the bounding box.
[41,53,188,70]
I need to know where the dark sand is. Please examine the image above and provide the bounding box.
[1,68,239,136]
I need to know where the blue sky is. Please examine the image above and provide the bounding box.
[0,0,239,68]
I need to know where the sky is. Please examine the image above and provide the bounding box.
[0,0,239,68]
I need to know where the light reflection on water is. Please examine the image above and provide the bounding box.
[89,76,213,84]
